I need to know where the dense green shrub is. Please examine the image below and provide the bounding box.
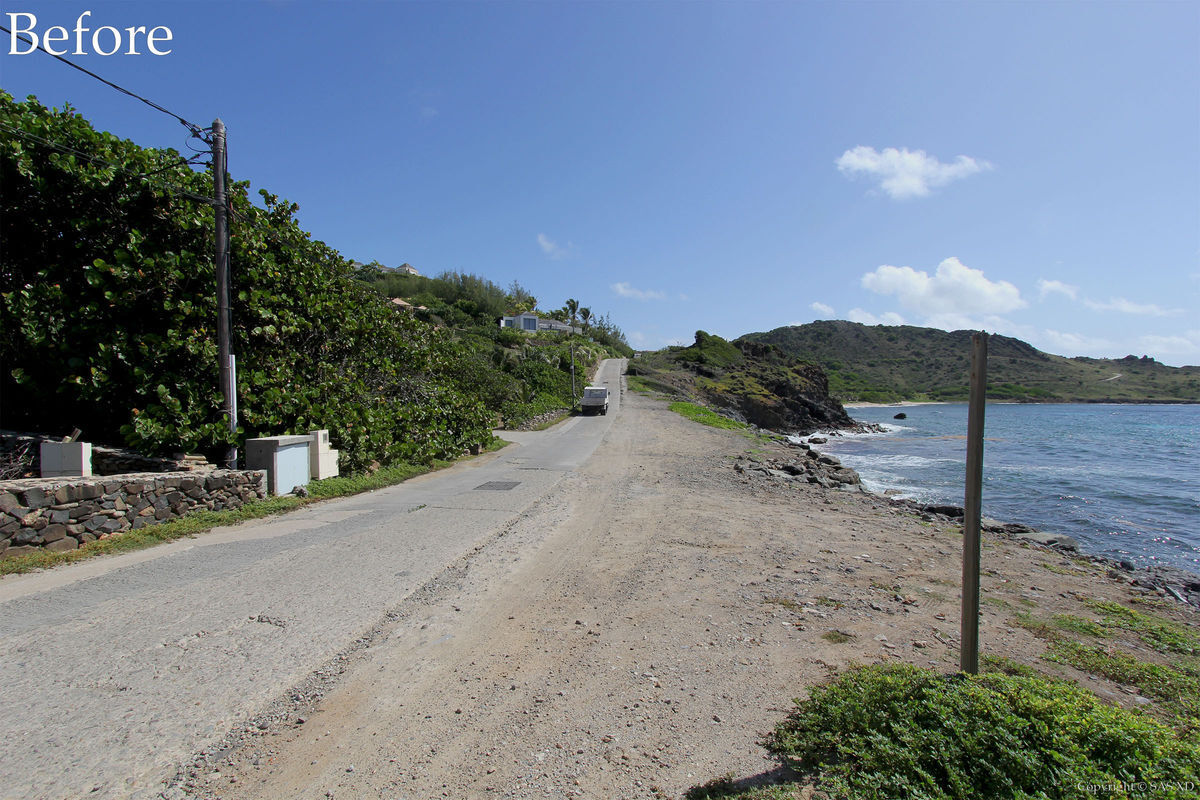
[764,663,1200,800]
[0,92,494,470]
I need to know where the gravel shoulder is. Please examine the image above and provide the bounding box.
[182,386,1196,800]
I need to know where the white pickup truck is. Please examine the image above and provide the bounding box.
[580,386,610,415]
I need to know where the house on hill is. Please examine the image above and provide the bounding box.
[499,312,579,334]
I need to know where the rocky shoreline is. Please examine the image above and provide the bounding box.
[738,434,1200,609]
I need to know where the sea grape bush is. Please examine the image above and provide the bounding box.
[0,91,521,470]
[765,663,1200,800]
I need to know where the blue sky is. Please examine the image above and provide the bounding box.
[4,1,1198,364]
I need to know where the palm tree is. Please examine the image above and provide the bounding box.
[579,307,592,335]
[565,298,579,331]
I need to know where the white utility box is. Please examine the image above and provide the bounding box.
[308,429,340,480]
[245,435,311,495]
[40,441,92,478]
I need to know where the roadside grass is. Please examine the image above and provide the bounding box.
[1014,602,1200,724]
[668,401,747,431]
[626,374,654,394]
[0,438,509,577]
[689,663,1200,800]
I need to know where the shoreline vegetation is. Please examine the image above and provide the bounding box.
[663,405,1200,799]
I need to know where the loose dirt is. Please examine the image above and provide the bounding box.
[181,386,1194,800]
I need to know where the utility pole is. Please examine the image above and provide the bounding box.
[960,332,988,674]
[212,119,237,469]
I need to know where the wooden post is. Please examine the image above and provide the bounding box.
[212,119,237,469]
[960,332,988,674]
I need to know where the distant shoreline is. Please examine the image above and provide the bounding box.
[842,401,949,409]
[842,398,1199,409]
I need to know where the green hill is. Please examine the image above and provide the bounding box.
[740,321,1200,403]
[629,331,855,432]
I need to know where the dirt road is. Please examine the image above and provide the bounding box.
[179,383,1172,800]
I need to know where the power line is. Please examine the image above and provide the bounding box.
[0,23,208,141]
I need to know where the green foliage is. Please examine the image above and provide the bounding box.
[672,331,744,368]
[1015,605,1200,724]
[763,663,1200,800]
[1080,599,1200,655]
[636,335,852,433]
[668,401,747,430]
[1,93,613,468]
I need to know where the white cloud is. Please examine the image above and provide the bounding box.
[1136,330,1200,364]
[1083,297,1183,316]
[919,312,1030,336]
[847,308,906,326]
[419,106,439,120]
[611,282,666,301]
[537,233,570,259]
[1035,329,1116,358]
[836,146,992,199]
[1037,279,1078,301]
[810,301,835,317]
[861,257,1026,316]
[627,331,648,346]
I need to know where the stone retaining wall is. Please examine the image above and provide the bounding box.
[0,470,266,560]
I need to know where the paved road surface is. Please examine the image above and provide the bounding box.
[0,359,625,800]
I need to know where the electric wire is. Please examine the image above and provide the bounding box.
[0,23,208,140]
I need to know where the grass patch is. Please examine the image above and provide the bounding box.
[764,596,803,612]
[728,663,1200,800]
[626,374,655,394]
[980,655,1044,679]
[668,401,747,431]
[821,630,854,644]
[0,444,507,577]
[1039,561,1089,577]
[1015,605,1200,724]
[813,595,844,609]
[1050,614,1113,639]
[1082,598,1200,655]
[1046,640,1200,719]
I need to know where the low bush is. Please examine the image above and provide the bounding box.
[761,663,1199,800]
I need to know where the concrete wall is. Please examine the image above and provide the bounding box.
[0,470,266,560]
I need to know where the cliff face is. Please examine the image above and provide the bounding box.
[630,332,855,434]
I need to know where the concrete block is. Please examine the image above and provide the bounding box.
[308,429,340,480]
[40,442,92,478]
[245,435,311,495]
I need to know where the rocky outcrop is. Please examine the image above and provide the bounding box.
[732,444,863,490]
[632,333,857,435]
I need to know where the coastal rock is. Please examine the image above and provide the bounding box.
[1014,531,1079,551]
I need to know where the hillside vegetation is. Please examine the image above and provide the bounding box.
[629,331,854,433]
[0,92,625,472]
[741,321,1200,403]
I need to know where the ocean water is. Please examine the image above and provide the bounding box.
[808,404,1200,573]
